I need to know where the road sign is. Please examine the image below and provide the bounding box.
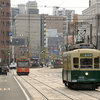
[53,51,59,56]
[9,32,12,36]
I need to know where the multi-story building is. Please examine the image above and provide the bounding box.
[53,7,75,22]
[43,15,67,58]
[26,1,39,14]
[82,0,100,49]
[0,0,11,64]
[46,16,66,34]
[12,37,28,58]
[90,0,100,6]
[11,7,19,33]
[14,14,41,57]
[18,4,25,14]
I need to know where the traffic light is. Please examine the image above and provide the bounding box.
[67,44,70,48]
[8,51,10,55]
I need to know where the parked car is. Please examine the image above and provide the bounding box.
[0,64,9,75]
[9,62,17,69]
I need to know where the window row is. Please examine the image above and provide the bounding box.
[73,57,100,69]
[0,21,10,26]
[1,2,10,7]
[1,40,10,45]
[1,31,10,36]
[1,11,10,17]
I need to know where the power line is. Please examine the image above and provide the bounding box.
[11,4,88,9]
[59,0,66,7]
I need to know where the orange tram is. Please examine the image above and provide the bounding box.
[16,57,30,75]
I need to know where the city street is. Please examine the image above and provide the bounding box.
[0,72,30,100]
[0,0,100,100]
[12,67,100,100]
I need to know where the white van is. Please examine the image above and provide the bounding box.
[9,62,17,69]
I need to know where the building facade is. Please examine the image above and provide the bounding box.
[11,7,19,33]
[18,4,26,14]
[82,0,100,49]
[0,0,11,64]
[26,1,39,14]
[42,15,67,60]
[14,14,41,57]
[53,7,75,22]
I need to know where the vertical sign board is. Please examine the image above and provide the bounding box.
[0,58,2,62]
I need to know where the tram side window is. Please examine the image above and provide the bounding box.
[94,58,99,68]
[73,58,79,68]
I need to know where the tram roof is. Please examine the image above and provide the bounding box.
[63,49,100,57]
[69,43,94,51]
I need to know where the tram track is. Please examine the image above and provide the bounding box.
[24,75,100,100]
[30,75,100,100]
[12,69,100,100]
[21,76,74,100]
[18,76,49,100]
[30,73,100,100]
[79,90,100,100]
[31,73,63,86]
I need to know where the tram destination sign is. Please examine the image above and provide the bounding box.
[80,53,93,57]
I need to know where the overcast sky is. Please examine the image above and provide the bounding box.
[11,0,89,15]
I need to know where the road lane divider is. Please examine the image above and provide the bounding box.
[4,88,7,91]
[0,80,7,83]
[13,76,30,100]
[0,88,11,91]
[8,88,10,91]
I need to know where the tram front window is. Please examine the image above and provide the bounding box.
[17,61,29,67]
[73,58,79,68]
[80,58,92,68]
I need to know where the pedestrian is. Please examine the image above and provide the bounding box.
[40,62,43,67]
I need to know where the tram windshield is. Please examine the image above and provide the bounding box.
[17,61,29,67]
[80,58,92,68]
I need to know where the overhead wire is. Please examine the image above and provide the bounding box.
[11,4,88,8]
[59,0,66,7]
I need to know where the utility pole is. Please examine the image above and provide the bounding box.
[90,24,92,44]
[73,23,75,45]
[28,13,30,57]
[96,15,99,49]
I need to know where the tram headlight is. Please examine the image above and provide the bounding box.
[85,72,89,76]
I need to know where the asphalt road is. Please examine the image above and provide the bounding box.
[0,71,29,100]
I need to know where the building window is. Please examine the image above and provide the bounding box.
[6,3,10,7]
[6,31,9,36]
[6,12,10,17]
[1,12,4,16]
[2,31,4,35]
[6,21,10,26]
[1,21,5,25]
[6,41,10,45]
[1,41,4,45]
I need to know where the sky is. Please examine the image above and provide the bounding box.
[11,0,89,15]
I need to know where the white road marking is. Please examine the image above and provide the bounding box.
[13,76,30,100]
[4,88,7,91]
[8,88,10,91]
